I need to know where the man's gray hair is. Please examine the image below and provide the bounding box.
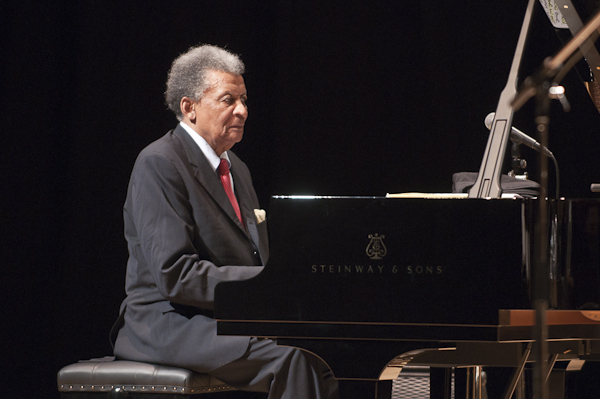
[165,44,245,120]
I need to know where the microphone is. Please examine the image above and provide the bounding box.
[484,112,553,157]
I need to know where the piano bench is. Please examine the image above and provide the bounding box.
[57,357,266,398]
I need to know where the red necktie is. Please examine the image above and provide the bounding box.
[218,159,243,226]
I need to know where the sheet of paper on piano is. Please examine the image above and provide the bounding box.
[385,192,521,199]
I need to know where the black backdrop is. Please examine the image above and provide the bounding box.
[3,1,600,398]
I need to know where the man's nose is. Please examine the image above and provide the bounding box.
[234,100,248,119]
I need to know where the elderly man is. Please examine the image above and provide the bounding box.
[111,45,338,399]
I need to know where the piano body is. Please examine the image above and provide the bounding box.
[214,196,600,397]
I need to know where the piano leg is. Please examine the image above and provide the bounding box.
[470,366,486,398]
[502,342,532,399]
[454,367,486,399]
[430,367,453,399]
[548,368,567,399]
[337,380,391,399]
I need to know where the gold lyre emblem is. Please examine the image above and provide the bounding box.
[366,233,387,260]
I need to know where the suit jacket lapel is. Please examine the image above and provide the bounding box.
[172,125,248,234]
[230,156,268,264]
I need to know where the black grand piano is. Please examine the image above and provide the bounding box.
[215,196,600,398]
[215,1,600,397]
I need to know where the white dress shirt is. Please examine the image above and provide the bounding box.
[179,122,235,192]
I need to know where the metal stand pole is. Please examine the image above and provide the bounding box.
[531,81,552,399]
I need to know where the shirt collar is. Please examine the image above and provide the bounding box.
[179,122,231,172]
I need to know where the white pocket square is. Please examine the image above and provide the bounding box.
[254,209,266,224]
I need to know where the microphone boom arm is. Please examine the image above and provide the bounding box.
[512,6,600,111]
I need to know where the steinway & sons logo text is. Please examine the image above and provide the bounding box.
[310,232,443,275]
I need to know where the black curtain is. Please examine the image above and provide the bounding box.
[3,1,600,398]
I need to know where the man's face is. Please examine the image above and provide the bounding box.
[192,70,248,155]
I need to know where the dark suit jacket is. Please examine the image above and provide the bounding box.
[113,124,268,372]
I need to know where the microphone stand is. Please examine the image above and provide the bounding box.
[512,8,600,399]
[509,142,528,179]
[512,9,600,111]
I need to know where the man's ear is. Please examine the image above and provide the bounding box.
[180,97,196,122]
